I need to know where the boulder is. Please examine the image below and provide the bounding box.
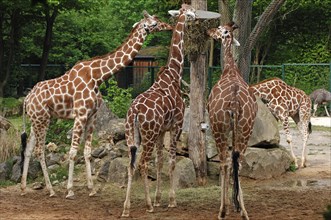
[0,162,9,181]
[94,102,118,133]
[107,157,130,185]
[0,116,11,130]
[240,147,292,179]
[173,157,196,189]
[248,98,280,147]
[97,118,126,145]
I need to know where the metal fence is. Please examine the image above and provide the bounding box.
[21,63,331,95]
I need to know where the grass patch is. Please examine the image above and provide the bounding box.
[0,180,16,187]
[0,124,20,163]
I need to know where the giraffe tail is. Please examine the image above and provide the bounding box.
[20,99,27,174]
[230,84,241,212]
[130,114,141,169]
[232,150,241,212]
[308,121,312,134]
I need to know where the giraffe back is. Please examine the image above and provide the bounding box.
[250,77,311,118]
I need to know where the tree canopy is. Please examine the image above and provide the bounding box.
[0,0,330,97]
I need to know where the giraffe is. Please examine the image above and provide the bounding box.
[207,22,257,220]
[250,77,312,168]
[309,88,331,117]
[20,11,172,199]
[121,4,196,217]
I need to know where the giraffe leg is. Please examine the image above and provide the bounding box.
[20,127,36,195]
[218,141,230,220]
[154,133,165,207]
[34,121,55,197]
[235,150,249,220]
[168,128,181,208]
[122,161,135,217]
[296,113,311,168]
[140,150,154,213]
[282,117,298,168]
[84,113,97,197]
[66,116,86,199]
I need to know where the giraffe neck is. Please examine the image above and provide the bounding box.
[222,42,238,77]
[92,25,148,85]
[164,13,186,84]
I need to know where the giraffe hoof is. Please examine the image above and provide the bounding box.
[168,203,177,208]
[146,207,154,213]
[20,191,27,196]
[66,191,75,200]
[49,191,56,197]
[121,212,130,218]
[153,202,161,207]
[89,189,97,197]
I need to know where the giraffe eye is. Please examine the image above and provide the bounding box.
[224,30,228,35]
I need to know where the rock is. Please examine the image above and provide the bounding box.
[32,182,44,190]
[107,157,130,185]
[207,161,219,180]
[46,142,58,153]
[173,157,196,189]
[97,160,111,182]
[248,98,280,147]
[240,147,292,179]
[0,116,11,130]
[94,102,118,133]
[0,162,9,181]
[46,152,61,166]
[10,157,41,182]
[91,147,108,159]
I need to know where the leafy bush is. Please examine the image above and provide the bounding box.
[100,77,133,118]
[131,72,152,98]
[46,119,73,147]
[323,204,331,220]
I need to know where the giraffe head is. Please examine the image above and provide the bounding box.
[207,22,240,47]
[168,4,197,22]
[133,10,173,34]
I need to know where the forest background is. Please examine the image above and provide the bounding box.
[0,0,330,98]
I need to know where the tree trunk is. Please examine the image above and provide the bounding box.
[233,0,252,82]
[0,10,5,97]
[188,53,208,186]
[188,0,208,186]
[38,6,57,81]
[240,0,285,83]
[0,9,20,97]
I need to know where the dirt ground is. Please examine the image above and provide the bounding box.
[1,124,330,220]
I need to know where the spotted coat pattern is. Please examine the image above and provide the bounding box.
[250,77,312,168]
[20,12,172,198]
[207,23,257,220]
[122,4,196,217]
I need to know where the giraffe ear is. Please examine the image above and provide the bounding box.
[143,10,152,18]
[168,10,180,17]
[132,22,139,28]
[207,28,217,38]
[233,38,240,46]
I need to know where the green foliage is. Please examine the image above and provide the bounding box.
[131,72,153,98]
[323,204,331,220]
[0,180,16,187]
[100,77,133,118]
[0,98,21,109]
[288,162,297,172]
[49,165,68,183]
[46,119,73,147]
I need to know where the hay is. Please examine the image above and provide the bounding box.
[184,18,220,57]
